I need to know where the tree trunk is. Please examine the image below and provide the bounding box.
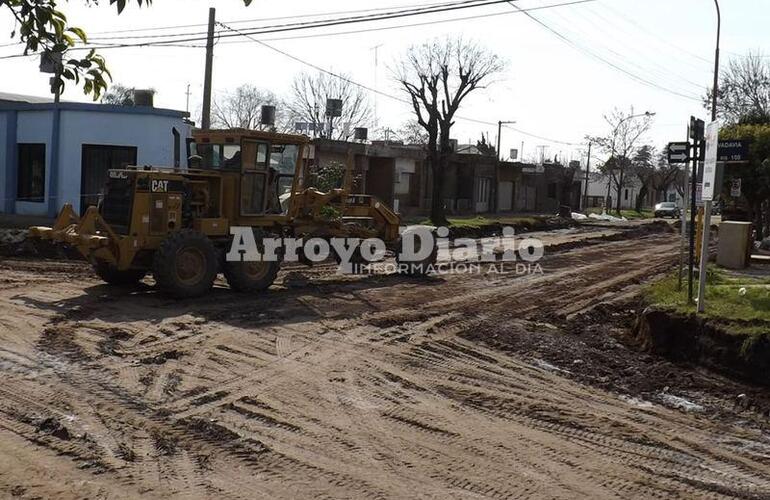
[430,122,455,226]
[430,162,447,226]
[636,184,648,213]
[615,170,625,215]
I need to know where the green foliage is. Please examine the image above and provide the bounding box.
[319,205,342,221]
[308,162,345,193]
[646,267,770,337]
[705,52,770,125]
[720,124,770,206]
[101,82,135,106]
[2,0,251,99]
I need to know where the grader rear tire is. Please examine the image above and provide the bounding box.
[93,262,146,285]
[223,260,279,293]
[153,230,218,299]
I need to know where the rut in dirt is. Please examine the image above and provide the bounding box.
[2,230,770,499]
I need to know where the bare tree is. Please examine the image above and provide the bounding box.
[653,151,682,204]
[396,37,503,225]
[705,51,770,125]
[102,83,136,106]
[589,108,654,214]
[285,71,372,140]
[212,84,280,130]
[396,119,429,145]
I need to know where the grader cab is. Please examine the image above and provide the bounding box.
[29,129,435,298]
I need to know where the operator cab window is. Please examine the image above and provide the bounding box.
[242,141,269,170]
[188,142,243,170]
[240,140,270,216]
[222,144,242,169]
[268,144,299,214]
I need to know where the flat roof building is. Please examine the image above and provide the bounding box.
[0,92,191,217]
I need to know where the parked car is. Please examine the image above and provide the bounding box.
[654,202,681,218]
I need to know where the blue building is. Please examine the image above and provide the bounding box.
[0,92,191,217]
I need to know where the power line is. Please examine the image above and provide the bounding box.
[198,0,599,46]
[505,1,702,102]
[535,1,707,95]
[598,1,712,66]
[216,21,582,146]
[89,0,479,35]
[0,0,594,58]
[87,0,511,42]
[0,0,500,49]
[0,1,586,146]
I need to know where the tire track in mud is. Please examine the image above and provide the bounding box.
[3,230,770,498]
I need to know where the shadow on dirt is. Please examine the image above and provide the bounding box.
[12,269,447,330]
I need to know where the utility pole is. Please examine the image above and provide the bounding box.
[185,83,191,114]
[53,65,62,104]
[495,120,516,213]
[582,142,592,211]
[201,7,216,130]
[370,43,383,130]
[678,124,690,291]
[688,124,701,303]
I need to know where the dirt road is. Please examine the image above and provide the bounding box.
[1,226,769,499]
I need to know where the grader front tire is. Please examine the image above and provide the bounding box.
[93,262,147,286]
[153,230,218,299]
[223,260,280,293]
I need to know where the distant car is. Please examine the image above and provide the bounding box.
[654,202,681,218]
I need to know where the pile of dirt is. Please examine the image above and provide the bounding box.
[463,293,770,420]
[0,229,82,259]
[634,307,770,386]
[446,216,575,239]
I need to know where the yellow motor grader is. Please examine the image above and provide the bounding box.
[29,129,435,298]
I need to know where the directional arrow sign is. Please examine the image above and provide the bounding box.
[667,142,689,164]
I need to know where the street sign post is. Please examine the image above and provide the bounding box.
[688,118,705,304]
[697,121,719,313]
[667,142,689,164]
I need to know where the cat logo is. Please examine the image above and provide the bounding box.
[151,179,169,193]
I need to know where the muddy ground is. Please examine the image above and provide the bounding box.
[1,223,769,499]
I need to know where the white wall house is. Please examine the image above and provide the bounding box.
[580,170,643,211]
[0,92,191,217]
[579,170,688,211]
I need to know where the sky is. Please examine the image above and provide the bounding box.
[1,0,768,167]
